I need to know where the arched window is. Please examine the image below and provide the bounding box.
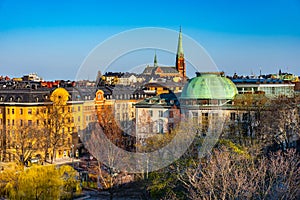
[16,96,22,102]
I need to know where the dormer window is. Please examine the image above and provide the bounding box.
[159,99,166,104]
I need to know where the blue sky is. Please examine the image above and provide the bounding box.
[0,0,300,80]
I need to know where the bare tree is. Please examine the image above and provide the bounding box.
[84,105,125,200]
[177,146,300,200]
[8,123,41,165]
[38,95,73,163]
[224,93,268,147]
[259,96,300,151]
[96,105,124,148]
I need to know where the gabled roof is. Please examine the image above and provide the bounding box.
[157,67,178,74]
[143,66,179,75]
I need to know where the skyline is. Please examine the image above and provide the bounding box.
[0,0,300,80]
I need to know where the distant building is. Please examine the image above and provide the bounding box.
[135,92,180,141]
[231,78,295,98]
[135,71,300,150]
[135,72,238,142]
[117,74,139,86]
[142,81,185,96]
[22,73,44,82]
[0,80,98,162]
[179,72,238,138]
[142,28,186,79]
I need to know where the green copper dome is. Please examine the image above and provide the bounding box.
[181,72,238,100]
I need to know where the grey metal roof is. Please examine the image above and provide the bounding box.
[135,92,181,108]
[142,66,179,75]
[0,88,52,103]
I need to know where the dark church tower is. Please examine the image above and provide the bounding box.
[176,27,186,78]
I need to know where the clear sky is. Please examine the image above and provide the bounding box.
[0,0,300,80]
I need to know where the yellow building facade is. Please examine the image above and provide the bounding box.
[0,87,95,163]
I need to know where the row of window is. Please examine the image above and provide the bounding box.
[191,112,216,122]
[230,112,260,121]
[261,86,293,96]
[141,110,262,124]
[5,106,82,115]
[85,115,96,122]
[64,106,81,112]
[7,108,27,115]
[238,86,294,96]
[116,103,132,109]
[4,117,83,127]
[105,94,149,100]
[6,119,33,126]
[115,113,129,121]
[139,119,166,134]
[83,106,93,111]
[147,110,171,118]
[180,99,224,106]
[189,111,260,123]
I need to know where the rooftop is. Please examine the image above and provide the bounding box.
[181,72,238,100]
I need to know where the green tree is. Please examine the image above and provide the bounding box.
[0,164,80,199]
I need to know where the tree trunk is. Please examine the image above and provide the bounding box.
[51,148,56,163]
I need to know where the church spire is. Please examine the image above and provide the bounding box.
[154,51,158,68]
[176,26,186,78]
[177,26,184,56]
